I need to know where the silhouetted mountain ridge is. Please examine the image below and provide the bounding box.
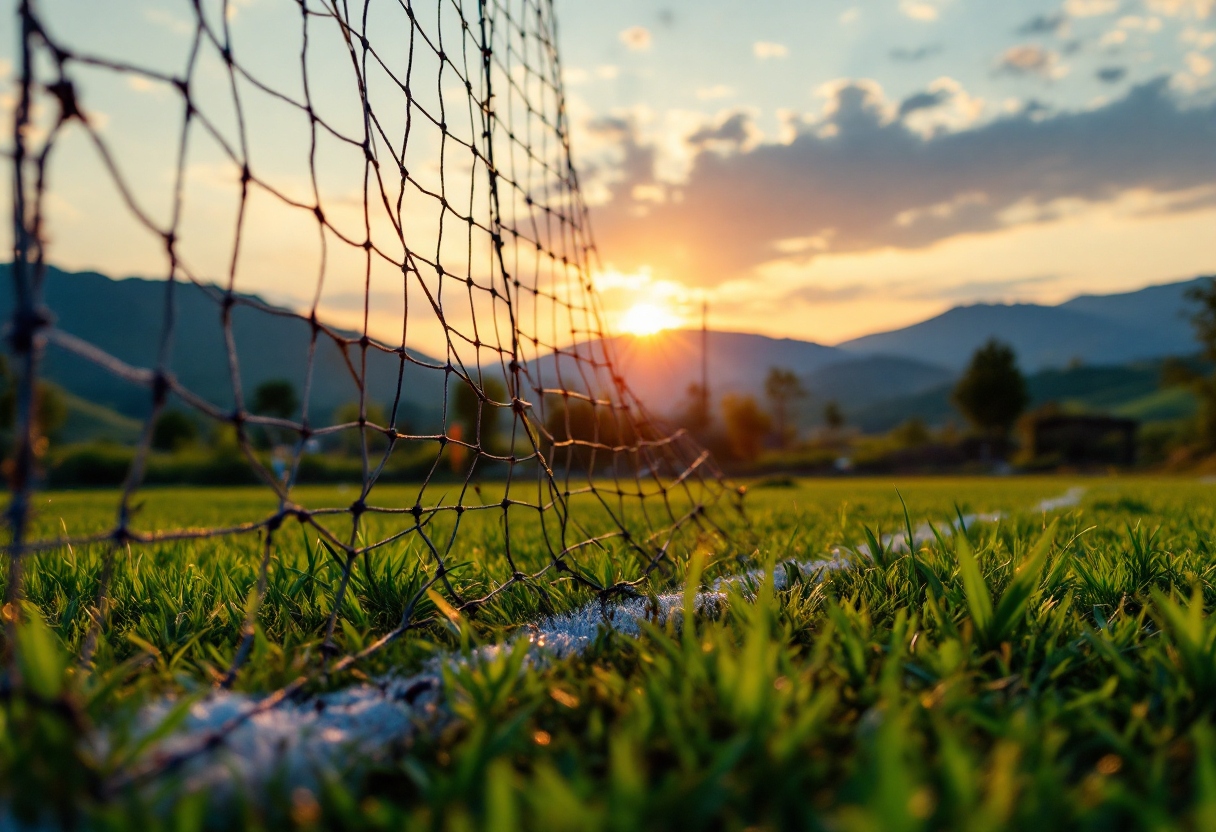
[838,277,1208,371]
[0,265,447,427]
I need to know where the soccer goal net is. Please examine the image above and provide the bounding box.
[5,0,732,719]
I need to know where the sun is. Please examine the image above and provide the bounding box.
[619,302,681,336]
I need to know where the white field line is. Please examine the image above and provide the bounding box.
[133,557,849,794]
[849,486,1087,556]
[127,487,1087,793]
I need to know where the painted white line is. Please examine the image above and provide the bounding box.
[132,556,850,794]
[122,487,1088,793]
[849,487,1086,557]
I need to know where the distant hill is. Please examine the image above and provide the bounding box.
[7,266,1210,440]
[528,329,847,411]
[849,358,1198,433]
[803,355,954,419]
[838,277,1209,371]
[1059,278,1206,331]
[0,266,447,427]
[527,331,957,426]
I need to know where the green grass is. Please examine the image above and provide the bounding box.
[7,476,1216,830]
[1113,386,1198,422]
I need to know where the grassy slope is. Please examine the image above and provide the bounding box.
[6,478,1216,829]
[852,359,1199,432]
[59,389,145,445]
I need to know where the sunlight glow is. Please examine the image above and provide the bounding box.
[618,302,682,336]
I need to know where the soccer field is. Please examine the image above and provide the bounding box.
[6,476,1216,829]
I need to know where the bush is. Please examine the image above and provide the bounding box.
[151,409,197,451]
[47,443,134,487]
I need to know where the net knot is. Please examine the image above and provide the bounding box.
[47,79,81,121]
[7,304,53,353]
[151,371,171,405]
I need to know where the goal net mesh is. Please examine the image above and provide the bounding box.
[5,0,733,752]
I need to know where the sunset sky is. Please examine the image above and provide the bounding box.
[3,0,1215,354]
[556,0,1216,343]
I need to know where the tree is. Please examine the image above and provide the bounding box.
[823,401,845,430]
[452,376,507,451]
[334,400,389,456]
[891,417,930,448]
[1188,278,1216,363]
[675,382,711,436]
[1186,278,1216,449]
[249,379,299,449]
[1160,356,1199,389]
[251,379,299,420]
[152,409,197,451]
[0,363,67,449]
[721,394,771,463]
[764,367,806,448]
[951,339,1028,439]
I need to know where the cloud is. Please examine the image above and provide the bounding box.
[1097,65,1129,82]
[619,26,652,51]
[1064,0,1118,16]
[695,84,735,100]
[909,275,1061,302]
[890,44,943,62]
[588,79,1216,287]
[839,7,861,24]
[753,42,789,59]
[1146,0,1214,17]
[904,0,948,20]
[897,89,952,117]
[1187,51,1215,74]
[1017,13,1069,35]
[686,111,758,150]
[996,45,1068,79]
[1181,26,1216,47]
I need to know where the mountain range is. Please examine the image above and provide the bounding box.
[3,265,1209,439]
[837,277,1205,371]
[0,265,447,429]
[565,276,1208,420]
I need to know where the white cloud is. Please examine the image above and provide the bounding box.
[1146,0,1214,17]
[127,76,157,93]
[901,1,942,21]
[596,65,620,80]
[1101,29,1130,45]
[695,84,735,100]
[1064,0,1118,15]
[563,67,589,86]
[1181,26,1216,47]
[839,7,861,24]
[1186,51,1215,73]
[1117,14,1164,29]
[619,26,652,51]
[900,76,987,136]
[754,42,789,59]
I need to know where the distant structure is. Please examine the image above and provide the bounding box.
[701,300,710,419]
[1027,414,1138,467]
